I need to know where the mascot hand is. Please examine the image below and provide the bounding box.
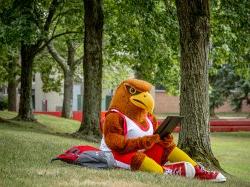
[158,134,176,149]
[140,134,161,149]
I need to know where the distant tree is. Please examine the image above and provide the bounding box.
[0,3,20,112]
[209,64,250,114]
[77,0,104,139]
[0,0,81,120]
[230,80,250,112]
[0,46,20,112]
[0,0,63,120]
[46,0,83,118]
[209,64,238,116]
[209,87,225,118]
[176,0,221,168]
[7,54,19,111]
[47,39,83,118]
[24,0,61,120]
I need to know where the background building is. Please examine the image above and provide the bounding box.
[1,74,249,114]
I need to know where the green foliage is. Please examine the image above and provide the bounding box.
[0,0,248,109]
[211,0,250,78]
[229,79,250,111]
[36,0,83,92]
[35,51,63,93]
[0,45,20,86]
[0,47,10,84]
[104,0,249,99]
[0,95,8,110]
[40,65,63,93]
[104,0,180,95]
[102,62,133,90]
[209,86,225,111]
[0,65,8,85]
[0,0,44,45]
[209,64,250,112]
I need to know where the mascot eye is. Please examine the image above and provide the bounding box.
[124,84,141,95]
[129,87,137,95]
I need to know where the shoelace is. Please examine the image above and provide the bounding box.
[165,168,182,175]
[198,165,217,176]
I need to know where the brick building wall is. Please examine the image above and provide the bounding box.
[155,91,180,114]
[215,100,250,113]
[154,90,250,114]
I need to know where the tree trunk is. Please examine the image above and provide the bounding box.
[17,44,35,121]
[7,57,18,111]
[78,0,103,138]
[61,40,76,118]
[61,71,73,118]
[209,107,219,119]
[176,0,221,168]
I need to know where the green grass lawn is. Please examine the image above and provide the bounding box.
[0,111,250,187]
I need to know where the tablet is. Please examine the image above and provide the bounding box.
[154,116,184,139]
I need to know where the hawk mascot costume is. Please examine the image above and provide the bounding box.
[100,79,226,182]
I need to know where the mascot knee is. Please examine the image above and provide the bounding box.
[130,152,146,171]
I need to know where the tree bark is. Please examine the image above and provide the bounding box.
[7,57,18,111]
[61,40,75,118]
[17,43,35,121]
[78,0,103,138]
[176,0,221,168]
[61,71,73,118]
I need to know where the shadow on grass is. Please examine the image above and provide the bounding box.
[0,116,101,143]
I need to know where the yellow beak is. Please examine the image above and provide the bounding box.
[130,91,155,114]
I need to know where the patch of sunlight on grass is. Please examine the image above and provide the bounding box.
[0,110,17,119]
[211,132,250,182]
[35,114,80,133]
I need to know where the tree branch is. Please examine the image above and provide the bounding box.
[52,8,82,22]
[44,0,62,32]
[16,77,21,84]
[50,2,65,37]
[32,0,63,55]
[47,42,67,72]
[74,55,84,67]
[35,31,80,54]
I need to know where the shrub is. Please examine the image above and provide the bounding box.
[0,95,8,110]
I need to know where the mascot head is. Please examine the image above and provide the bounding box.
[109,79,154,117]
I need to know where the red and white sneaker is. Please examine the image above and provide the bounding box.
[163,162,195,178]
[194,165,226,182]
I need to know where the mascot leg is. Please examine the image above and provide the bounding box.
[131,148,195,178]
[130,152,163,173]
[167,147,197,166]
[138,156,164,174]
[167,147,226,182]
